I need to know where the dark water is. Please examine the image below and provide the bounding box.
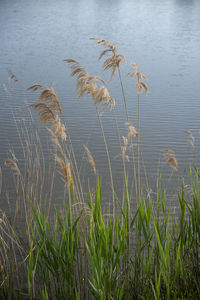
[0,0,200,209]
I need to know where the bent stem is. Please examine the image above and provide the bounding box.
[137,93,141,203]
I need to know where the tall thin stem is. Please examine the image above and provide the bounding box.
[95,106,115,280]
[117,67,138,200]
[96,106,115,217]
[137,93,141,202]
[112,109,127,210]
[117,68,129,122]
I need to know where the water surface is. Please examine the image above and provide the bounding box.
[0,0,200,210]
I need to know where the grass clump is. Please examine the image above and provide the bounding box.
[0,38,199,299]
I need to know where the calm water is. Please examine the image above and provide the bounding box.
[0,0,200,210]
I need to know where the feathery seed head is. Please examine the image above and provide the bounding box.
[38,89,62,114]
[65,57,114,109]
[28,84,62,118]
[184,130,195,143]
[84,145,96,176]
[102,97,115,110]
[127,62,138,79]
[136,72,149,95]
[136,82,143,94]
[121,136,130,162]
[5,159,20,175]
[166,156,178,171]
[48,115,67,141]
[91,37,126,80]
[161,148,178,171]
[92,86,115,109]
[30,103,55,124]
[64,59,86,78]
[126,122,139,139]
[128,64,149,95]
[54,154,73,188]
[137,72,147,81]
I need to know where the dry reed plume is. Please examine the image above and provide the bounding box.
[29,103,56,124]
[90,37,126,80]
[126,122,139,140]
[48,115,67,141]
[115,123,138,163]
[121,136,129,162]
[84,145,97,176]
[64,59,115,109]
[28,84,75,192]
[128,62,149,96]
[185,130,195,149]
[162,148,178,171]
[54,154,73,188]
[28,84,62,117]
[4,159,20,175]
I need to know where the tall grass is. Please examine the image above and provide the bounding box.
[0,38,199,299]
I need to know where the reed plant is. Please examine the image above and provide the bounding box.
[0,38,199,299]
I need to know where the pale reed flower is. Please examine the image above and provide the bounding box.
[65,59,115,109]
[161,148,178,171]
[126,122,139,139]
[5,159,20,175]
[184,130,195,149]
[30,103,55,124]
[48,115,67,141]
[166,156,178,171]
[28,84,62,114]
[128,64,149,96]
[54,154,73,188]
[90,37,126,80]
[84,145,96,176]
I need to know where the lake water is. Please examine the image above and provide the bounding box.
[1,0,200,211]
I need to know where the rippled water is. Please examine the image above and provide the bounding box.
[0,0,200,209]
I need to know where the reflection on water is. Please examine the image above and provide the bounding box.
[0,0,200,210]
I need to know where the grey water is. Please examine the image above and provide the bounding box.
[0,0,200,211]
